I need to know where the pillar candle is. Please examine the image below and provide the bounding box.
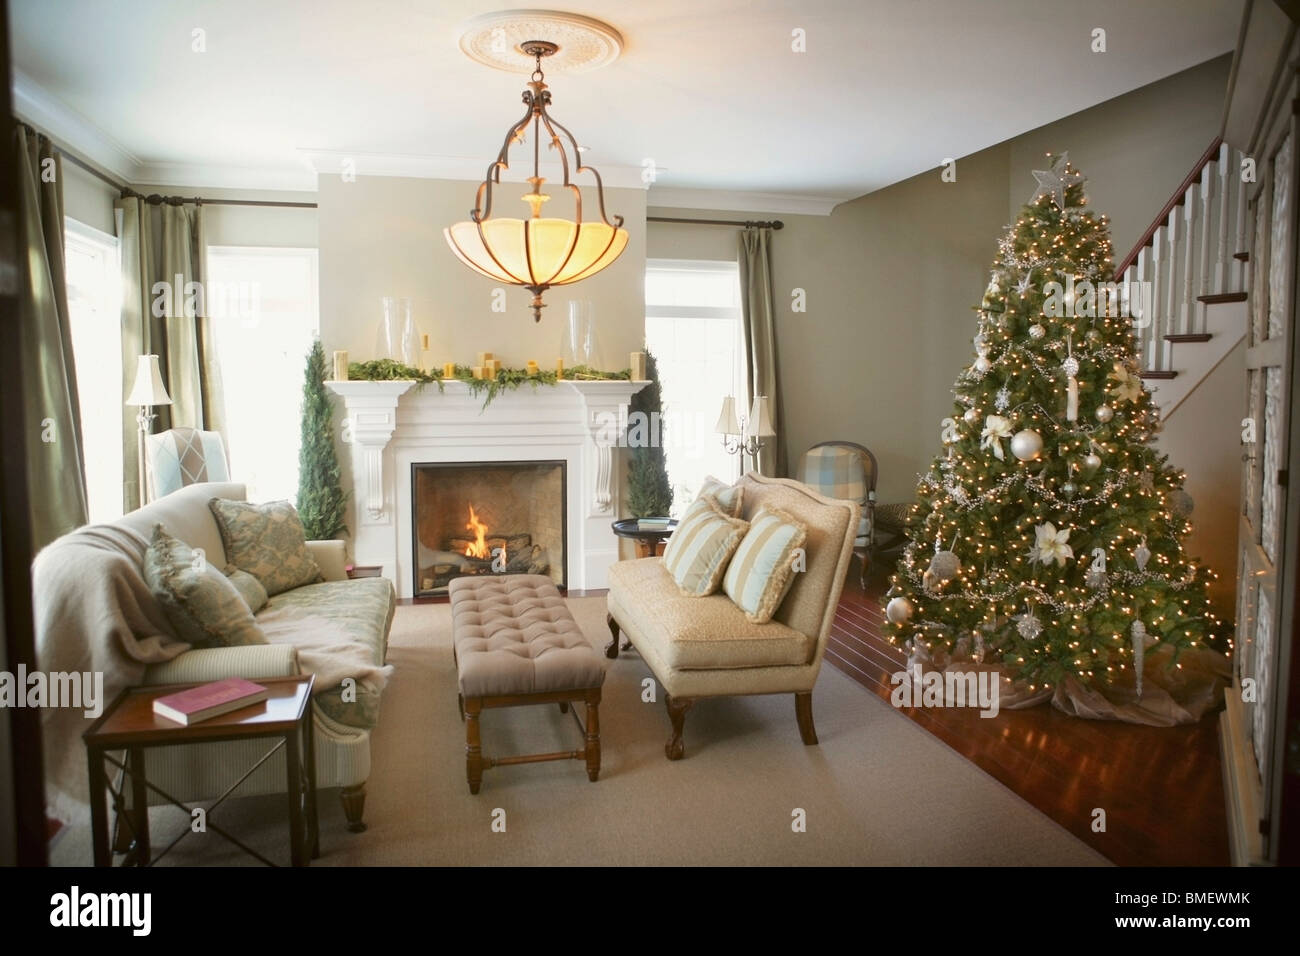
[556,358,564,379]
[477,351,494,366]
[420,349,433,373]
[333,350,348,381]
[443,362,456,379]
[526,360,539,376]
[472,366,485,380]
[421,333,430,350]
[630,351,646,380]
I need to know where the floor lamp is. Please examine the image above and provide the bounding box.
[125,354,172,505]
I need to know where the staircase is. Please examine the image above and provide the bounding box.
[1115,137,1249,417]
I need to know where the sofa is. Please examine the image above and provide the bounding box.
[33,481,394,833]
[605,472,859,759]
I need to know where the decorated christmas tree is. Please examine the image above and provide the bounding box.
[625,348,673,517]
[883,154,1222,695]
[297,340,349,540]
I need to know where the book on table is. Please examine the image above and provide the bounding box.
[153,677,271,726]
[636,518,673,531]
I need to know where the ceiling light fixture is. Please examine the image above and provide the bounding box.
[444,40,627,322]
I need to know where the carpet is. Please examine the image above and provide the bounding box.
[51,598,1107,866]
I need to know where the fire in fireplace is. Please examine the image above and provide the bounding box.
[411,461,566,597]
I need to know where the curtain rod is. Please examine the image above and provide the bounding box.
[21,122,318,209]
[647,216,784,230]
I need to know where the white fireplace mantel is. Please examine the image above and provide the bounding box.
[327,378,645,597]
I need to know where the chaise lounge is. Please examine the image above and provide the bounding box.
[605,472,859,759]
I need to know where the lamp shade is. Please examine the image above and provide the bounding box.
[125,354,173,407]
[748,395,776,437]
[445,218,628,289]
[714,396,740,436]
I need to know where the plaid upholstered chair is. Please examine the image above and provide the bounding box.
[144,427,230,500]
[797,441,877,588]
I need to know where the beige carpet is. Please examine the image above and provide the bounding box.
[52,598,1107,866]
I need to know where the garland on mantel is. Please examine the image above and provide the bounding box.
[346,359,632,408]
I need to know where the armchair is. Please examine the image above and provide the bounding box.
[797,441,878,588]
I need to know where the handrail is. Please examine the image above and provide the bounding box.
[1114,137,1223,277]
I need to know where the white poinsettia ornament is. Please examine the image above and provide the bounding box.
[1029,521,1074,566]
[980,414,1014,460]
[1109,360,1143,404]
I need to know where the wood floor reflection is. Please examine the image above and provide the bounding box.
[828,581,1229,866]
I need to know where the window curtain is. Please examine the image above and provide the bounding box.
[116,195,226,512]
[738,225,786,477]
[15,125,88,550]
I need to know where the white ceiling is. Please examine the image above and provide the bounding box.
[10,0,1242,211]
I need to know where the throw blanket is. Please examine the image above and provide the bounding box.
[33,524,392,822]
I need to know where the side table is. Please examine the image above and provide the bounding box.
[610,517,677,558]
[83,674,319,867]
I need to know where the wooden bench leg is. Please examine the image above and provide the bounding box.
[585,689,601,781]
[664,694,693,761]
[465,698,484,794]
[795,692,818,746]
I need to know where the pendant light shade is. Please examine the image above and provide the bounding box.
[445,40,627,322]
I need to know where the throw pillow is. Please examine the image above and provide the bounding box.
[723,506,809,623]
[143,524,268,649]
[699,475,743,516]
[662,494,749,597]
[225,567,269,613]
[208,498,323,596]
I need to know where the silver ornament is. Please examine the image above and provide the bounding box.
[1085,566,1107,589]
[1028,323,1046,339]
[885,596,914,624]
[964,406,980,424]
[1061,481,1077,499]
[1131,620,1153,699]
[928,550,961,583]
[973,355,992,374]
[1171,489,1194,517]
[1016,609,1043,640]
[1134,539,1151,571]
[1011,429,1044,462]
[1079,452,1102,476]
[973,333,989,353]
[995,387,1011,412]
[1095,405,1113,424]
[1085,329,1103,345]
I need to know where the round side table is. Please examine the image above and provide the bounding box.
[611,518,677,558]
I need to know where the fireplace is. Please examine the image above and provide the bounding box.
[411,460,567,597]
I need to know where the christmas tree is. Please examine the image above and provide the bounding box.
[883,154,1222,693]
[625,349,673,517]
[296,340,349,540]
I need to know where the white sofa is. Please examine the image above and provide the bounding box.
[36,481,394,833]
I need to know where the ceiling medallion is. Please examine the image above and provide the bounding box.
[444,35,628,322]
[455,10,623,74]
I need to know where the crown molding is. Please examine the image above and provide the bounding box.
[12,68,139,182]
[646,186,843,217]
[132,160,317,193]
[299,148,650,190]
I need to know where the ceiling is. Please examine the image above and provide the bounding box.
[10,0,1243,211]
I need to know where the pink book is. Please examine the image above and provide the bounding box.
[152,678,270,726]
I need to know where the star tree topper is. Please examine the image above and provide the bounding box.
[1030,152,1085,209]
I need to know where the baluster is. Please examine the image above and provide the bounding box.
[1149,226,1164,371]
[1234,148,1249,289]
[1216,143,1231,293]
[1182,180,1198,339]
[1198,160,1216,334]
[1170,215,1180,369]
[1134,247,1151,365]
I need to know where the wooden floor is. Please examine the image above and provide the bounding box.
[827,579,1230,866]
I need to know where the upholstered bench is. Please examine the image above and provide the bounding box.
[449,574,605,793]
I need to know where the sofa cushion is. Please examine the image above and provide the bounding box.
[699,475,743,516]
[260,577,395,728]
[209,498,324,596]
[723,506,809,624]
[662,494,748,597]
[225,567,268,613]
[609,558,814,669]
[143,524,268,649]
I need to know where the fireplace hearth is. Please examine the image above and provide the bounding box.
[411,461,566,597]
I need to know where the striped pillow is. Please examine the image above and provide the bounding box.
[699,476,743,517]
[723,506,809,623]
[662,494,749,597]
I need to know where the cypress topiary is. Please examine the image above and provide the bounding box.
[625,348,673,517]
[297,340,348,539]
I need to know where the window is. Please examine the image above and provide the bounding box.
[65,218,123,523]
[645,259,744,515]
[205,247,319,504]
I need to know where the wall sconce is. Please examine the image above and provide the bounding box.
[716,394,775,459]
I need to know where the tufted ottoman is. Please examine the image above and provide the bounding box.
[449,574,605,793]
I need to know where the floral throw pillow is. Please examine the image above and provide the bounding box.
[208,498,324,596]
[143,524,267,648]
